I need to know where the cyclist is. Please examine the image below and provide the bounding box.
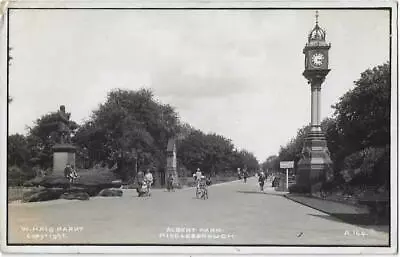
[193,168,202,185]
[258,171,266,191]
[144,169,154,194]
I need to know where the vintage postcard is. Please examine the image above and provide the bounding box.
[1,0,398,255]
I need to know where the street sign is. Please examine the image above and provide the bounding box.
[280,161,294,169]
[280,161,294,191]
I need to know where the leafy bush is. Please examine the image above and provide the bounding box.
[342,145,389,187]
[8,165,35,186]
[289,184,310,194]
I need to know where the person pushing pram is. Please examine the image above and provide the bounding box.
[64,164,79,184]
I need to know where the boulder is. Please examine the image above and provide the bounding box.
[98,188,123,197]
[23,176,44,187]
[36,168,122,196]
[73,169,121,196]
[121,184,138,189]
[39,175,70,189]
[22,188,65,203]
[60,191,90,201]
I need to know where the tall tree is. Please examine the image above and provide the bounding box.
[8,134,29,167]
[27,112,78,169]
[331,62,391,186]
[262,155,279,173]
[74,88,181,179]
[332,62,390,152]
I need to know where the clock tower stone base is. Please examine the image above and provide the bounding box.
[296,129,333,193]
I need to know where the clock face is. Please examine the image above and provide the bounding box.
[311,52,325,67]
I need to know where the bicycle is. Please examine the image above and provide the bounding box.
[195,180,208,200]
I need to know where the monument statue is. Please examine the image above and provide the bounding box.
[52,105,76,175]
[57,105,72,144]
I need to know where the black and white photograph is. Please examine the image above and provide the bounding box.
[1,1,398,255]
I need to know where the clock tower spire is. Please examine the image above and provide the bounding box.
[296,11,333,193]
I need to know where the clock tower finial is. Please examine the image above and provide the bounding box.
[307,10,327,43]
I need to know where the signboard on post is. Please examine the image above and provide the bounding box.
[280,161,294,191]
[280,161,294,169]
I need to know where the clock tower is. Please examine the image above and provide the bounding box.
[296,11,333,193]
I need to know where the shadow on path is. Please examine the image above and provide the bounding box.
[236,190,286,197]
[308,213,389,233]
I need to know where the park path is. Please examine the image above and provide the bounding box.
[8,177,389,245]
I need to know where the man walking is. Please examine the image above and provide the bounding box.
[64,164,72,180]
[258,171,266,191]
[243,168,248,183]
[167,174,174,192]
[237,168,242,180]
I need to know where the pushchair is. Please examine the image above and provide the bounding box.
[137,181,151,197]
[272,177,280,188]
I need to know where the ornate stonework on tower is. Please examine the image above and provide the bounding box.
[166,138,179,185]
[296,11,333,192]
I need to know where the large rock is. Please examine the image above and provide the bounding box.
[74,169,122,196]
[60,191,90,201]
[23,176,44,187]
[98,188,123,197]
[36,168,122,196]
[22,188,65,203]
[39,175,70,188]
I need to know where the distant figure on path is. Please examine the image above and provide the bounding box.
[137,170,145,187]
[64,164,72,179]
[193,168,202,183]
[237,168,241,180]
[69,165,79,183]
[272,175,280,188]
[64,164,78,184]
[258,171,266,191]
[243,169,248,183]
[206,175,212,186]
[144,169,154,192]
[167,174,174,192]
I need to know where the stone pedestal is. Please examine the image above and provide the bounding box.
[52,144,76,175]
[296,129,333,192]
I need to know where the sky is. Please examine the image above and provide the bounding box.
[8,9,390,161]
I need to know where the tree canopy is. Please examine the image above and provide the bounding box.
[271,62,390,187]
[177,130,259,176]
[332,62,390,152]
[10,87,259,183]
[73,88,181,179]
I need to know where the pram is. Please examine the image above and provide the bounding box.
[67,170,79,184]
[137,181,151,197]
